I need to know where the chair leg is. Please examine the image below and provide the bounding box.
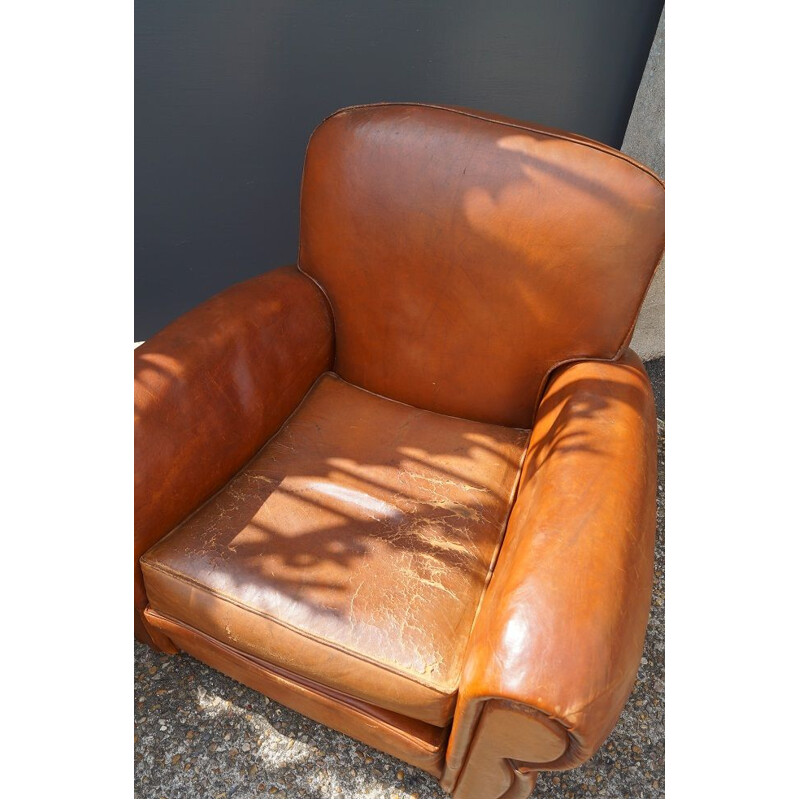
[443,700,566,798]
[502,766,538,799]
[449,759,539,799]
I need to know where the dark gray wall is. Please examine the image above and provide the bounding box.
[136,0,663,340]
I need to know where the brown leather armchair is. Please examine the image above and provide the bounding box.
[135,103,664,798]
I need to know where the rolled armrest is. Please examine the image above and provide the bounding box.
[134,266,334,648]
[443,350,657,798]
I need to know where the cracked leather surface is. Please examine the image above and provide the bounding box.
[134,265,334,648]
[141,373,529,726]
[135,104,665,797]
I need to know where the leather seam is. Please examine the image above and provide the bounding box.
[529,237,663,421]
[314,102,664,188]
[298,103,664,427]
[141,372,527,706]
[448,696,572,791]
[328,371,530,432]
[296,112,340,374]
[458,426,532,668]
[142,369,332,556]
[296,263,338,371]
[450,699,490,795]
[144,608,447,756]
[140,558,461,701]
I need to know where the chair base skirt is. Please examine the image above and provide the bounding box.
[143,608,447,778]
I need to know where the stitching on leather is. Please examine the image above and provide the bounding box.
[145,608,447,757]
[315,102,664,188]
[446,695,573,790]
[299,102,664,427]
[296,264,338,371]
[141,558,460,702]
[142,372,527,704]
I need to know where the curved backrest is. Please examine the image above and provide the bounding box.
[299,103,664,428]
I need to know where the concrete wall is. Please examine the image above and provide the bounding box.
[623,9,665,359]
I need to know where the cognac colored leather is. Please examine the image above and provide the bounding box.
[144,608,448,777]
[134,266,334,648]
[300,103,664,427]
[135,104,663,798]
[141,373,528,726]
[442,351,657,797]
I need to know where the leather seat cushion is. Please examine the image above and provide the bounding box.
[141,373,529,725]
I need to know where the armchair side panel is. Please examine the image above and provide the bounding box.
[134,266,334,648]
[443,351,657,797]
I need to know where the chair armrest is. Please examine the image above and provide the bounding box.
[442,350,657,798]
[134,266,334,648]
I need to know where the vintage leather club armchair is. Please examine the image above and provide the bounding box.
[135,103,664,798]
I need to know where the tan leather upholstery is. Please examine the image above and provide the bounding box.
[142,373,528,726]
[441,351,657,797]
[134,104,663,797]
[300,104,664,427]
[134,266,333,648]
[144,608,449,777]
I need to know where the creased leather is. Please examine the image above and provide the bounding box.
[300,103,664,427]
[144,608,448,777]
[135,103,663,798]
[134,266,334,647]
[142,373,528,725]
[443,351,657,795]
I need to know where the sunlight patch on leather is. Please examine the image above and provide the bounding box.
[305,481,405,521]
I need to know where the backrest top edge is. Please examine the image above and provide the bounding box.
[310,102,664,190]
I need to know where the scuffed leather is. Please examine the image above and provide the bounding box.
[135,104,664,798]
[442,351,657,797]
[134,266,334,647]
[300,103,664,427]
[141,373,529,725]
[145,608,448,777]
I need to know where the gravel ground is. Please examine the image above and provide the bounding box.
[644,357,665,421]
[135,373,665,800]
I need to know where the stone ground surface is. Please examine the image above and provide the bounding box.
[135,367,666,800]
[644,358,665,421]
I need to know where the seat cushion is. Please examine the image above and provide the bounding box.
[141,373,529,725]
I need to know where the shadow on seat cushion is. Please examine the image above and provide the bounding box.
[141,373,529,725]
